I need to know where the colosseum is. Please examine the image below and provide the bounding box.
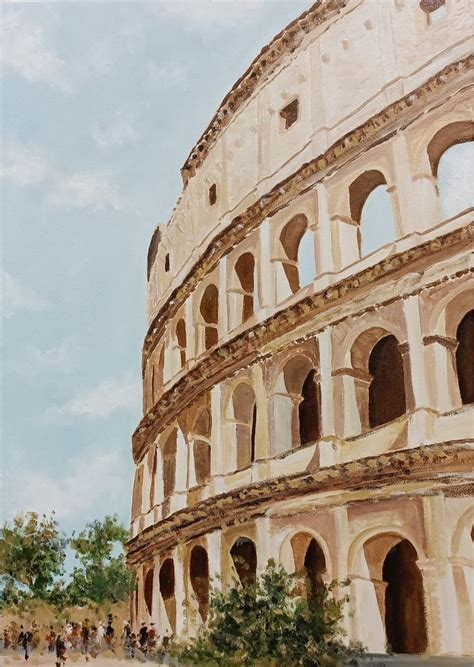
[127,0,473,657]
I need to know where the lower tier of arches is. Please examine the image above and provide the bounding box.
[129,484,473,657]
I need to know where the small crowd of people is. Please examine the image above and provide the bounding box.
[1,614,172,663]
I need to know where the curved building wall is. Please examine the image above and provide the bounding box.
[128,0,474,657]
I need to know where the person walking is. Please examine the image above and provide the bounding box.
[55,632,67,667]
[105,615,114,649]
[18,626,32,661]
[138,622,148,655]
[81,619,90,661]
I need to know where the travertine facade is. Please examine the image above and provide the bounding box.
[128,0,474,656]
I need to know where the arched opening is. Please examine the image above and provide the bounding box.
[349,170,396,257]
[176,319,187,367]
[131,466,143,520]
[299,370,321,445]
[369,335,406,428]
[230,537,257,586]
[383,540,427,654]
[200,284,219,350]
[290,533,326,603]
[190,546,210,622]
[272,355,320,454]
[149,448,157,508]
[162,430,177,499]
[427,122,474,219]
[193,408,212,485]
[231,383,257,470]
[234,252,256,323]
[279,214,315,294]
[144,568,154,616]
[456,310,474,405]
[159,558,176,633]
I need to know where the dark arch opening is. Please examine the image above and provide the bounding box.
[230,538,257,586]
[144,568,154,616]
[304,538,326,605]
[200,284,219,350]
[162,430,177,499]
[369,335,406,428]
[299,370,321,445]
[383,539,427,654]
[235,252,255,322]
[349,169,387,223]
[193,408,212,485]
[427,121,474,177]
[456,310,474,405]
[250,403,257,463]
[190,546,210,622]
[280,214,308,293]
[159,558,176,633]
[232,384,257,470]
[176,319,187,367]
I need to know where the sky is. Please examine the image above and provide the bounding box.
[1,0,472,539]
[0,0,316,535]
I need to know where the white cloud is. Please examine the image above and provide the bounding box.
[92,111,140,150]
[48,171,122,211]
[145,61,189,89]
[1,449,130,522]
[1,9,71,92]
[157,0,265,31]
[0,140,51,186]
[50,374,140,419]
[1,270,51,319]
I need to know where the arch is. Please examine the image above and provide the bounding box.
[272,354,320,453]
[148,447,157,508]
[176,318,187,367]
[279,527,332,578]
[426,121,474,177]
[144,567,154,616]
[350,530,427,655]
[131,466,143,520]
[349,170,396,257]
[456,310,474,405]
[162,429,177,499]
[368,335,406,427]
[192,408,212,485]
[279,214,315,294]
[234,252,256,323]
[230,537,257,586]
[190,546,210,622]
[200,284,219,350]
[382,539,427,654]
[231,383,257,469]
[290,532,327,604]
[451,506,474,558]
[159,558,176,633]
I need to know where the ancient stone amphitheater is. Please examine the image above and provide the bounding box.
[127,0,473,656]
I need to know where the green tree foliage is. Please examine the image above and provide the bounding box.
[67,514,135,606]
[174,560,360,667]
[0,512,67,607]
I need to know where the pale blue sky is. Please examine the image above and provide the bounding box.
[1,0,315,533]
[1,1,472,537]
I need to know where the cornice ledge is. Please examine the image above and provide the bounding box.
[133,222,474,462]
[145,56,473,364]
[126,441,474,565]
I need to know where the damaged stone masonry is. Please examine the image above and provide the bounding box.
[127,0,474,658]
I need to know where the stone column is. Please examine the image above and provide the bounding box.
[207,529,223,591]
[419,495,463,655]
[210,383,225,494]
[255,516,272,575]
[331,215,360,270]
[251,363,271,464]
[258,219,274,315]
[153,443,164,523]
[170,430,187,514]
[332,367,369,437]
[349,575,386,653]
[402,294,436,447]
[314,183,337,275]
[423,334,460,411]
[332,506,351,643]
[185,297,195,365]
[173,545,187,637]
[218,257,228,339]
[317,327,338,466]
[389,132,441,236]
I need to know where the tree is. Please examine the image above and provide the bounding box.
[174,560,361,667]
[0,512,67,607]
[67,514,134,606]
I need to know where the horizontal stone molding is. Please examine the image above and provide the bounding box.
[145,56,473,366]
[126,442,474,566]
[180,0,348,185]
[132,223,474,462]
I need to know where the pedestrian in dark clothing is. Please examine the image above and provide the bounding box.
[18,627,32,661]
[81,620,90,661]
[55,634,67,667]
[138,622,148,654]
[105,619,114,648]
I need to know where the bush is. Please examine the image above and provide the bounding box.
[171,559,362,667]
